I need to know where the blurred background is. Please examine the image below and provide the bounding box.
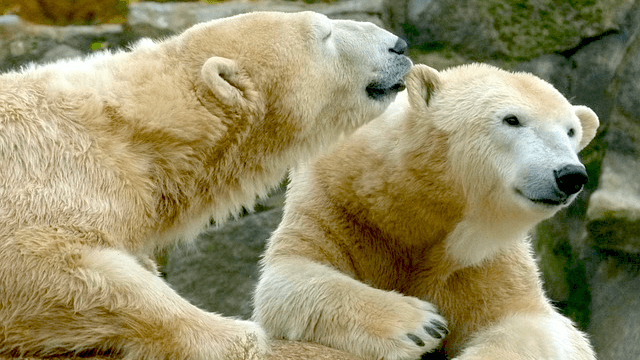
[1,1,638,359]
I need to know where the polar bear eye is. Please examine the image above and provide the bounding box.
[503,115,521,127]
[568,128,575,137]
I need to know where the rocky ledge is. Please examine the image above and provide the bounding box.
[1,1,639,359]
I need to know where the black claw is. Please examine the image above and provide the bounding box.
[407,333,425,347]
[424,325,442,339]
[430,320,449,335]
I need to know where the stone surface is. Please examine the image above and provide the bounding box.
[0,14,132,72]
[607,35,640,128]
[404,0,501,58]
[569,33,629,121]
[588,257,640,360]
[164,207,283,319]
[40,44,83,63]
[587,151,640,254]
[586,28,640,255]
[533,196,593,328]
[515,54,574,95]
[2,1,640,358]
[386,0,636,59]
[128,0,386,38]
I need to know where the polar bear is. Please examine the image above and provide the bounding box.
[0,11,411,360]
[254,63,599,360]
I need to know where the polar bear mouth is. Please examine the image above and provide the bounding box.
[515,189,567,206]
[366,80,406,100]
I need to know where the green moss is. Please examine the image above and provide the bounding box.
[479,0,629,59]
[535,219,592,329]
[408,48,471,70]
[90,42,104,51]
[563,259,592,330]
[535,221,571,301]
[588,216,640,253]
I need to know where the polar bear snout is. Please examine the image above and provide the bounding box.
[554,164,588,197]
[516,163,588,208]
[365,38,411,101]
[363,35,411,101]
[389,38,408,55]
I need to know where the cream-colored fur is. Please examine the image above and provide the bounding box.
[0,340,367,360]
[0,11,411,359]
[254,64,599,360]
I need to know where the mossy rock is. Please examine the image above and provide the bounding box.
[482,0,633,58]
[0,0,128,25]
[403,0,634,60]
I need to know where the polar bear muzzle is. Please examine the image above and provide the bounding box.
[554,164,588,197]
[366,38,410,100]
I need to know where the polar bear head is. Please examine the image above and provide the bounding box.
[181,11,411,153]
[405,64,599,225]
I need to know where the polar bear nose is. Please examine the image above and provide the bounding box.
[389,38,408,55]
[554,165,588,196]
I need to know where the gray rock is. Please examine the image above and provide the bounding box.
[0,15,123,43]
[587,151,640,254]
[0,15,25,41]
[0,14,129,72]
[3,2,640,358]
[588,257,640,360]
[0,35,59,72]
[609,38,640,125]
[387,0,636,59]
[586,30,640,255]
[8,40,26,57]
[254,184,286,213]
[570,33,629,127]
[128,0,386,38]
[164,207,283,319]
[515,54,574,96]
[403,0,501,58]
[40,45,84,63]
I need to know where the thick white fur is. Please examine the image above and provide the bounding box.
[254,64,599,360]
[457,312,594,360]
[0,11,410,359]
[257,258,445,360]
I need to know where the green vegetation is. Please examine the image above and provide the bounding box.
[481,0,629,58]
[535,219,592,330]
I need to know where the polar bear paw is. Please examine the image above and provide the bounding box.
[355,293,448,360]
[218,319,270,360]
[179,316,269,360]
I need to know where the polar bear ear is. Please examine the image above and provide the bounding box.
[573,105,599,151]
[200,57,251,107]
[406,64,441,114]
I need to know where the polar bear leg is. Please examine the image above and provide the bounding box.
[452,312,595,360]
[254,257,447,360]
[0,227,267,360]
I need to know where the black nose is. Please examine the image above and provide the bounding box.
[389,38,408,55]
[554,164,588,196]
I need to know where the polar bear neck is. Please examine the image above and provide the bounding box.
[9,38,321,252]
[445,215,535,268]
[322,107,540,272]
[318,113,464,252]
